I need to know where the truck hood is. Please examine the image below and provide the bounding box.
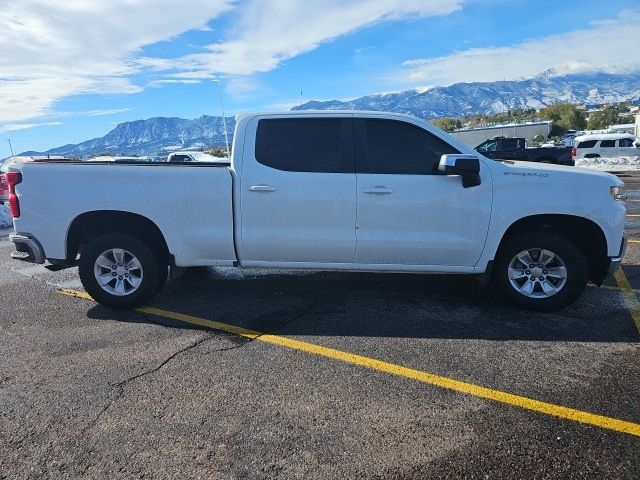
[495,159,623,187]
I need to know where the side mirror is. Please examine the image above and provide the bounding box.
[438,154,481,188]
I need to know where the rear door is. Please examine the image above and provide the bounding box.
[497,138,523,161]
[239,116,357,264]
[354,117,492,267]
[599,139,616,157]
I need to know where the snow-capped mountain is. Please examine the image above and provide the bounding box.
[293,71,640,118]
[21,71,640,158]
[21,115,235,158]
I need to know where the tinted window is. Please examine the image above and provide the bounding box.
[169,154,191,163]
[477,140,497,152]
[600,140,615,148]
[619,138,635,147]
[577,140,597,149]
[255,118,347,173]
[359,119,459,174]
[501,138,520,150]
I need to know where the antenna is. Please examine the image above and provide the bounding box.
[212,79,231,160]
[7,138,14,156]
[300,86,303,107]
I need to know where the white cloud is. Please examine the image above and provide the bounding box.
[400,9,640,86]
[87,108,133,117]
[0,0,233,123]
[146,0,463,78]
[0,122,62,134]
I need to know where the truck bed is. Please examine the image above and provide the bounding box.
[12,162,237,266]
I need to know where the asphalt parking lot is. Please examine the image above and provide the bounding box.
[1,174,639,479]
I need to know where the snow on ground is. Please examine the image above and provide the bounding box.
[575,156,640,171]
[0,204,11,228]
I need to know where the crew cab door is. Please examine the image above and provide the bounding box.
[354,117,492,267]
[239,116,356,264]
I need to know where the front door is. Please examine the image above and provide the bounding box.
[354,117,492,267]
[239,116,357,264]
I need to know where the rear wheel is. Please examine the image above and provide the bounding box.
[79,233,166,309]
[493,232,588,311]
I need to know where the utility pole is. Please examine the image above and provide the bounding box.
[212,79,231,160]
[7,138,14,156]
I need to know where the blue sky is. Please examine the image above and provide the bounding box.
[1,0,639,157]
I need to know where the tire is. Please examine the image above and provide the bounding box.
[79,233,166,309]
[493,232,588,311]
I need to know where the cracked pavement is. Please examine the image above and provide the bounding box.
[1,172,640,479]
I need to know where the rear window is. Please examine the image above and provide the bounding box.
[600,140,615,148]
[619,138,635,147]
[255,118,349,173]
[576,140,597,149]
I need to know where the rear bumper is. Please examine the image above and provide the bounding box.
[605,234,627,279]
[9,233,45,264]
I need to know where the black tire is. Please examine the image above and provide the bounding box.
[493,232,588,311]
[79,233,166,309]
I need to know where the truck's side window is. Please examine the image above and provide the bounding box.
[357,119,460,175]
[255,118,350,173]
[618,138,634,148]
[477,140,497,153]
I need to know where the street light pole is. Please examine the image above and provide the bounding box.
[7,138,14,156]
[212,79,231,160]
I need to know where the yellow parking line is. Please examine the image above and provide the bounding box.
[58,288,640,437]
[614,268,640,335]
[626,214,640,217]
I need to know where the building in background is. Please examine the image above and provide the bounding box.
[450,120,552,148]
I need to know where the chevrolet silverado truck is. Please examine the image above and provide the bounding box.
[7,111,626,311]
[475,137,574,166]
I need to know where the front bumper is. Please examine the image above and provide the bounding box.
[9,233,45,264]
[605,234,627,279]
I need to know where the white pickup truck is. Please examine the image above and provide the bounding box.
[6,111,626,311]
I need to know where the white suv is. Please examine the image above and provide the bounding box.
[572,133,640,159]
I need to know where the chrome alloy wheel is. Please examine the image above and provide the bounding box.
[507,248,567,298]
[93,248,143,296]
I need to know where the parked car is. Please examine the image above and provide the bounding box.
[572,133,640,159]
[167,151,229,164]
[7,111,625,311]
[475,137,574,165]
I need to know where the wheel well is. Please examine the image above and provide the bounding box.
[498,214,608,284]
[67,211,170,263]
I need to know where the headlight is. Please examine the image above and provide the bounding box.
[610,186,625,201]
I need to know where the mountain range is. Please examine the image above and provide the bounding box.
[20,71,640,158]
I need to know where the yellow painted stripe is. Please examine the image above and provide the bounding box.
[625,214,640,217]
[614,268,640,334]
[58,288,640,437]
[628,239,640,244]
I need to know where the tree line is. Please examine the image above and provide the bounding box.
[432,103,634,136]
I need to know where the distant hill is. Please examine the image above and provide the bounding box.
[21,71,640,158]
[21,115,235,158]
[293,71,640,119]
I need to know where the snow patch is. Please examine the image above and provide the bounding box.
[0,204,12,228]
[575,156,640,171]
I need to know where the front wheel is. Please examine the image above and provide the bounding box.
[79,233,166,309]
[493,232,588,311]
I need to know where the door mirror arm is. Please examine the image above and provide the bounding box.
[438,154,481,188]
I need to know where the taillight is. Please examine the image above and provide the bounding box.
[570,146,576,157]
[6,171,22,218]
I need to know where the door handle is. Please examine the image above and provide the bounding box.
[363,187,393,195]
[249,185,277,192]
